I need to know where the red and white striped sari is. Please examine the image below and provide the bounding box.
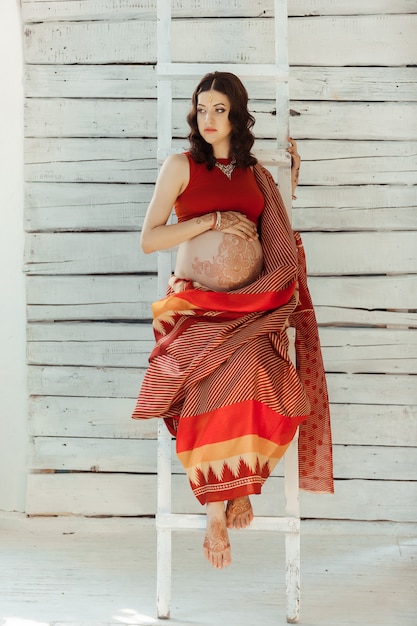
[132,164,334,503]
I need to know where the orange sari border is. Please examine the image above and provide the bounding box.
[175,399,307,452]
[152,280,297,319]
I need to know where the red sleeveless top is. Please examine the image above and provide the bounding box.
[174,152,264,225]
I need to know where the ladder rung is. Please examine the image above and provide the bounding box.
[254,149,291,166]
[157,149,291,167]
[157,62,289,81]
[156,513,300,532]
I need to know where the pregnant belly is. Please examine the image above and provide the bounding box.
[175,230,264,291]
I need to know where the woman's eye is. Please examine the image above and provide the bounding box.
[216,108,226,114]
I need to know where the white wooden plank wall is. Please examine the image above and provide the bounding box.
[22,1,417,520]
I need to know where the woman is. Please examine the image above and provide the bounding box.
[132,72,333,569]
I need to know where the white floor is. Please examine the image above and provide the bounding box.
[0,513,416,626]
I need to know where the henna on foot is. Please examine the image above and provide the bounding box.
[226,496,254,529]
[203,501,231,569]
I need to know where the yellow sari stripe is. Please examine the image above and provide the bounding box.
[177,434,289,469]
[151,295,198,319]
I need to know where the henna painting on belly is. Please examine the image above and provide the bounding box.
[192,235,263,288]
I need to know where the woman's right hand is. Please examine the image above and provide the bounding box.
[216,211,259,241]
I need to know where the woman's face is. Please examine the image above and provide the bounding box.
[196,89,233,155]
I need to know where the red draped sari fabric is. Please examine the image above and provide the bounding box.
[132,164,334,503]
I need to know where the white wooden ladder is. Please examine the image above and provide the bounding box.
[155,1,300,623]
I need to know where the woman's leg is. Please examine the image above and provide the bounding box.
[203,501,231,569]
[226,496,254,529]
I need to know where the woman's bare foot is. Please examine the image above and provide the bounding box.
[226,496,254,529]
[203,501,231,569]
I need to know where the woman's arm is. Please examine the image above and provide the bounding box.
[141,153,258,254]
[140,154,214,253]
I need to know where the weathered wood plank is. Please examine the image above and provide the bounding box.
[29,436,171,474]
[27,323,155,368]
[25,183,151,232]
[308,275,417,312]
[25,98,417,141]
[330,403,417,447]
[25,138,158,184]
[298,139,417,166]
[23,158,415,187]
[23,20,157,65]
[319,328,417,375]
[288,102,417,142]
[23,16,417,66]
[28,395,417,447]
[326,374,417,406]
[28,396,150,439]
[25,180,417,232]
[24,138,417,187]
[26,275,156,321]
[315,307,417,329]
[25,137,156,163]
[26,324,417,375]
[23,231,417,275]
[294,207,417,233]
[25,142,417,188]
[25,64,157,98]
[22,0,156,22]
[23,232,152,274]
[299,185,417,209]
[21,0,417,23]
[21,0,273,22]
[25,472,157,516]
[26,139,417,170]
[24,98,158,138]
[289,67,417,102]
[298,478,417,522]
[25,137,417,188]
[25,275,417,323]
[28,395,156,438]
[24,65,417,102]
[27,321,154,342]
[28,366,417,406]
[25,472,417,521]
[290,0,417,17]
[288,14,417,66]
[24,200,417,235]
[29,436,417,482]
[301,231,417,276]
[28,364,145,398]
[295,140,417,185]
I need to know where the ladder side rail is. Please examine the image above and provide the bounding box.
[284,319,301,624]
[272,11,301,617]
[156,0,174,619]
[274,0,292,216]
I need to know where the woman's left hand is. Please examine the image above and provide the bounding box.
[287,136,300,171]
[287,136,300,199]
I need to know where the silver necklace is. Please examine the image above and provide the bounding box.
[214,158,236,180]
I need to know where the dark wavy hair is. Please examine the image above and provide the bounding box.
[186,72,257,169]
